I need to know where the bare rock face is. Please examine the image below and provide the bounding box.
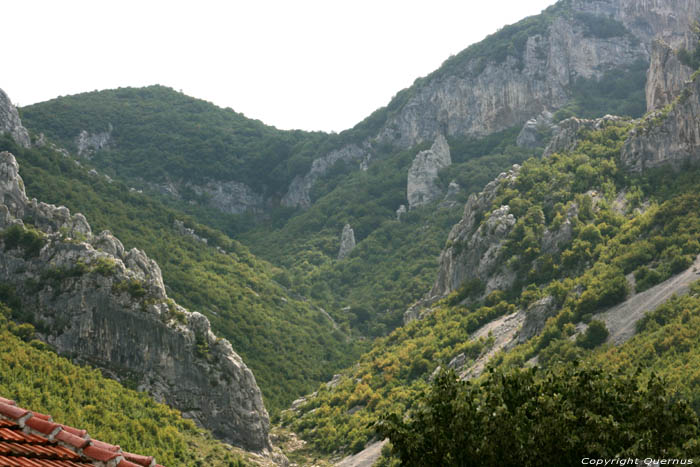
[0,89,30,148]
[282,144,369,208]
[192,180,264,215]
[373,0,659,150]
[429,165,520,299]
[396,204,407,220]
[337,224,356,259]
[645,39,695,112]
[407,135,451,209]
[0,152,271,453]
[439,181,461,209]
[75,125,112,158]
[283,0,700,208]
[622,66,700,172]
[516,110,558,149]
[544,115,623,157]
[517,296,557,344]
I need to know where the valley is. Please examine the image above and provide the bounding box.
[2,0,700,465]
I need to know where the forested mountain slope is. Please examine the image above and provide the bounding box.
[7,0,700,464]
[284,28,700,460]
[20,0,677,345]
[0,131,363,416]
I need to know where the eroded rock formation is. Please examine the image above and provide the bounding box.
[0,89,30,148]
[0,151,271,453]
[407,135,451,209]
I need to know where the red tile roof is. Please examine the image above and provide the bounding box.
[0,396,165,467]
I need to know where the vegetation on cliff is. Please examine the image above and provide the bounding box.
[284,118,700,455]
[0,301,248,466]
[0,134,363,414]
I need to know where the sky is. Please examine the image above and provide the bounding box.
[5,0,557,133]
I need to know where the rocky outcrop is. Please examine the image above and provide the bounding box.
[407,135,451,209]
[622,68,700,172]
[337,224,356,259]
[0,152,271,453]
[282,144,369,208]
[544,115,623,157]
[174,219,208,244]
[373,0,667,150]
[439,181,461,209]
[517,296,558,344]
[572,0,700,50]
[0,89,30,148]
[516,111,558,149]
[646,39,695,112]
[192,180,264,215]
[429,166,520,299]
[284,0,699,207]
[76,125,112,158]
[395,204,407,220]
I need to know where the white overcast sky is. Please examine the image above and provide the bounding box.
[5,0,556,132]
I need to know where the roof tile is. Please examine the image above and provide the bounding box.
[82,445,121,462]
[57,425,87,438]
[122,452,154,466]
[55,430,90,449]
[118,460,144,467]
[0,396,165,466]
[0,401,29,420]
[26,416,61,436]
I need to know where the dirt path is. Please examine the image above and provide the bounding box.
[335,440,388,467]
[600,254,700,345]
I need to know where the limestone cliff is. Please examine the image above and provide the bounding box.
[645,39,695,112]
[283,0,700,208]
[75,125,112,158]
[622,62,700,172]
[516,111,558,149]
[282,143,370,208]
[0,151,271,453]
[192,180,265,215]
[429,166,520,300]
[0,89,30,148]
[544,114,623,157]
[407,135,451,209]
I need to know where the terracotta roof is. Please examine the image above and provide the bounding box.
[0,396,165,467]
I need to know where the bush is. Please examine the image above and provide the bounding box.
[576,319,610,349]
[1,224,46,258]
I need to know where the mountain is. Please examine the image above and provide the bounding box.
[21,0,690,345]
[284,16,700,462]
[1,92,366,429]
[0,149,274,452]
[5,0,700,464]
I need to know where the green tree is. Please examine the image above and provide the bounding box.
[376,366,699,466]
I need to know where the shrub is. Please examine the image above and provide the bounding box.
[1,224,46,258]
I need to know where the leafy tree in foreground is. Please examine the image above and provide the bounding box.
[376,365,699,466]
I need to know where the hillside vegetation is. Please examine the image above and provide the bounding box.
[0,300,248,466]
[284,116,700,454]
[0,134,364,413]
